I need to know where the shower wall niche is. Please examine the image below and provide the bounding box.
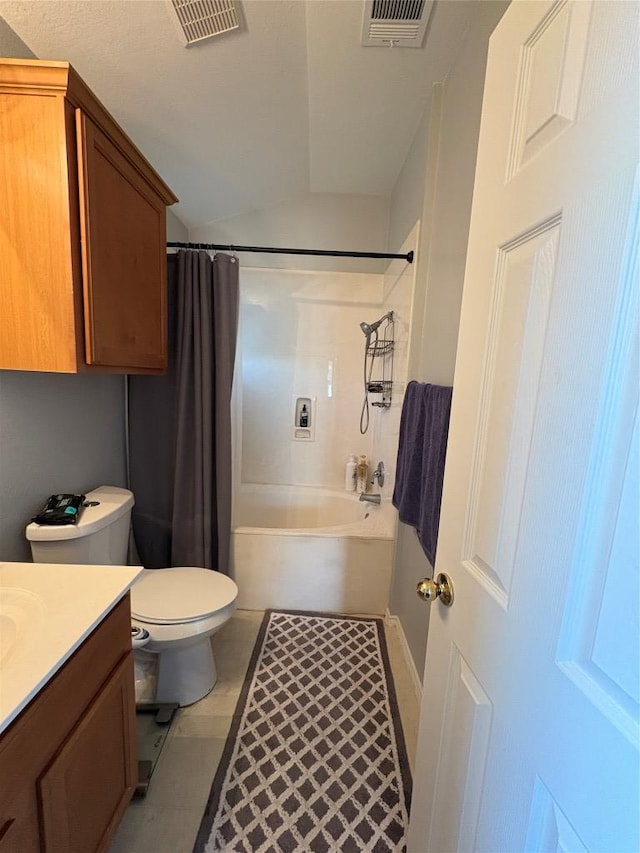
[292,396,315,441]
[235,267,386,491]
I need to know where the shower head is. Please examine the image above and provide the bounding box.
[359,312,393,339]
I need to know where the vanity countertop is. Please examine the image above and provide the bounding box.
[0,561,142,735]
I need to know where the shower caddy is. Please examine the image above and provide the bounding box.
[359,311,394,435]
[365,316,394,409]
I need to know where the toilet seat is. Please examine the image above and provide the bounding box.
[131,567,238,625]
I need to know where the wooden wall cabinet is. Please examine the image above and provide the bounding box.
[0,595,136,852]
[0,59,178,373]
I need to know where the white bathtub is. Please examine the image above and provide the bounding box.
[231,485,395,613]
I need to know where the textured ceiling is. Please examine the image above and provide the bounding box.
[0,0,477,228]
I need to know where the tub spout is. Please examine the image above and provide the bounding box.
[359,492,381,505]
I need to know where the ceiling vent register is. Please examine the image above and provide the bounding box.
[361,0,433,48]
[171,0,241,46]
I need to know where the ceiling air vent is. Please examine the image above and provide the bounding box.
[361,0,434,48]
[170,0,241,46]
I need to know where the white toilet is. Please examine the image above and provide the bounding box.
[26,485,238,706]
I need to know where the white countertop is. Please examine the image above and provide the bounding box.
[0,561,143,735]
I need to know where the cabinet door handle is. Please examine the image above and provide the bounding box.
[0,818,15,842]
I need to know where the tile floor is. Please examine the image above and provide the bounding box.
[109,610,420,853]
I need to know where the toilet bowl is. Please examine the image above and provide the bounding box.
[130,567,237,705]
[25,485,238,706]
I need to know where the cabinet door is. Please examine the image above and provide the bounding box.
[76,112,167,371]
[38,654,136,853]
[0,92,82,372]
[0,805,40,853]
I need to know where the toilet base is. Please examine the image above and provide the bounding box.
[152,638,218,706]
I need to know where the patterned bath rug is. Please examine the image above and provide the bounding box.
[193,610,412,853]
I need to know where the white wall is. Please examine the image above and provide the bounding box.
[191,192,390,274]
[386,1,510,676]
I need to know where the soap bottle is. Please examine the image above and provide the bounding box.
[299,404,309,427]
[356,455,369,493]
[345,455,357,492]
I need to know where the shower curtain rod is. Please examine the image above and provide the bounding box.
[167,241,413,263]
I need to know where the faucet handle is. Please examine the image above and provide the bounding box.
[371,461,385,487]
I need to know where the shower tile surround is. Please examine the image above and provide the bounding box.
[109,610,420,852]
[231,260,415,615]
[236,263,415,497]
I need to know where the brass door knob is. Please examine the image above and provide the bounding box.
[416,573,454,607]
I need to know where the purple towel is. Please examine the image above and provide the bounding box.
[392,381,453,566]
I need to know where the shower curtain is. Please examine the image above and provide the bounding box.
[128,250,239,572]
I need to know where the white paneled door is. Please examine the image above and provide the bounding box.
[408,1,639,851]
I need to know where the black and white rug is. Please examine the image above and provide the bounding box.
[194,610,412,853]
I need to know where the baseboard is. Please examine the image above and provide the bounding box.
[384,609,423,705]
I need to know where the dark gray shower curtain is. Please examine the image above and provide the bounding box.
[128,250,239,572]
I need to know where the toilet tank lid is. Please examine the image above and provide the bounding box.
[26,486,134,542]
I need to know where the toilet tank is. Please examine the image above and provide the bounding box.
[26,486,135,565]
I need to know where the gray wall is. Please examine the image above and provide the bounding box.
[0,372,127,561]
[387,1,509,677]
[0,18,130,561]
[0,229,186,564]
[0,15,34,57]
[167,208,188,242]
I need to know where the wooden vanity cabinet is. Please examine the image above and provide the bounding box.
[0,595,136,852]
[0,59,178,374]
